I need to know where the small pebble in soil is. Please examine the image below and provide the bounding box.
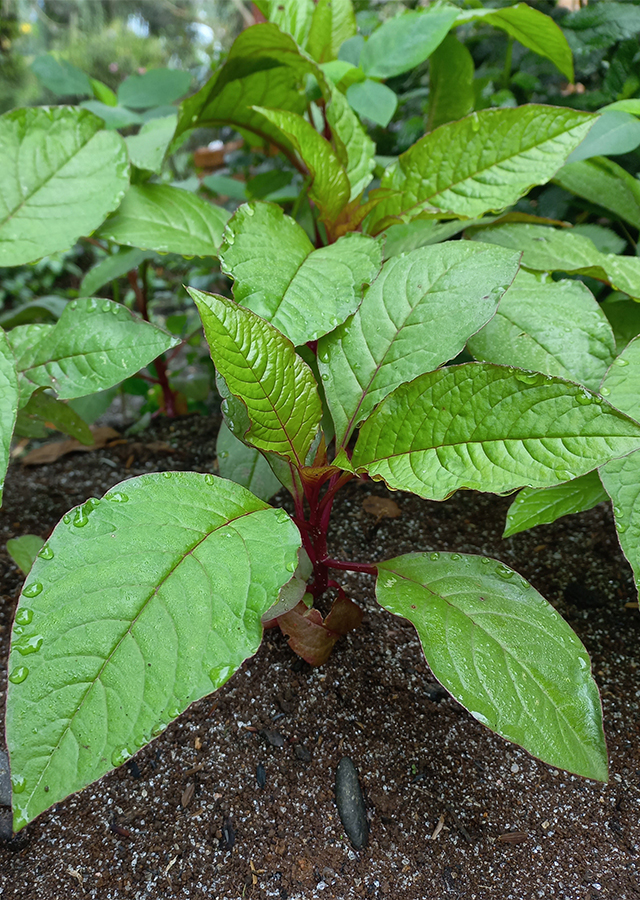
[256,763,266,789]
[294,744,312,762]
[335,757,369,850]
[220,816,235,850]
[261,729,285,748]
[424,683,449,703]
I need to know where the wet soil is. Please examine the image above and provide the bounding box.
[1,414,639,900]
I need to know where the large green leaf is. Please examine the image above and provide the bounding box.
[19,391,94,444]
[15,298,178,402]
[346,79,398,129]
[117,68,191,109]
[0,107,129,266]
[348,363,640,500]
[375,553,607,781]
[566,111,640,164]
[365,106,594,233]
[216,422,282,502]
[6,472,301,830]
[79,101,143,130]
[253,107,349,224]
[125,115,177,174]
[190,289,322,467]
[254,0,314,47]
[97,184,228,257]
[599,337,640,594]
[325,87,375,199]
[469,223,640,300]
[360,6,459,80]
[220,202,381,345]
[174,24,327,151]
[467,272,616,392]
[503,472,608,539]
[30,55,92,97]
[0,328,19,504]
[554,157,640,231]
[456,4,574,81]
[562,2,640,56]
[307,0,356,63]
[80,248,156,298]
[318,243,520,448]
[426,34,474,132]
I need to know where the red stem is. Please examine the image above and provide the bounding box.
[321,558,378,575]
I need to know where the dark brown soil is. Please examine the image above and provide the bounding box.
[1,415,639,899]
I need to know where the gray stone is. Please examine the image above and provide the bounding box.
[335,757,368,850]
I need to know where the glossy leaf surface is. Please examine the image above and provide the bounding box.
[97,184,228,257]
[0,107,129,266]
[554,157,640,230]
[360,6,459,79]
[318,243,521,447]
[503,472,608,538]
[346,80,398,129]
[216,422,282,502]
[6,473,301,829]
[190,289,322,467]
[0,329,19,503]
[376,553,607,781]
[220,202,381,345]
[125,115,177,174]
[566,111,640,164]
[307,0,356,63]
[349,363,640,500]
[467,272,616,392]
[325,87,375,199]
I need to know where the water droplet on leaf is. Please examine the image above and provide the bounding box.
[63,514,71,524]
[102,301,112,312]
[111,746,132,767]
[73,507,89,528]
[209,665,233,688]
[23,582,43,598]
[495,564,514,579]
[106,492,128,503]
[613,357,629,367]
[514,371,542,385]
[204,474,215,485]
[481,557,491,565]
[39,544,54,560]
[11,775,26,794]
[9,666,29,684]
[450,553,462,561]
[16,634,43,656]
[15,608,33,626]
[600,386,611,397]
[430,552,440,560]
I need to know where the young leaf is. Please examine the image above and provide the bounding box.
[426,34,474,132]
[468,223,640,300]
[346,80,398,129]
[6,472,301,830]
[325,87,375,199]
[366,107,594,233]
[503,472,608,539]
[0,107,129,266]
[359,6,459,80]
[79,101,143,130]
[349,363,640,500]
[19,392,94,445]
[255,0,314,47]
[16,298,179,401]
[467,272,616,392]
[125,114,177,174]
[554,157,640,231]
[0,328,19,503]
[220,202,382,345]
[376,553,607,781]
[117,68,191,109]
[252,107,350,224]
[80,248,156,298]
[456,4,574,81]
[317,243,521,447]
[189,289,322,467]
[6,535,45,576]
[566,111,640,164]
[307,0,357,63]
[216,422,282,502]
[97,184,229,257]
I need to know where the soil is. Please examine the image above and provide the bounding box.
[1,414,639,900]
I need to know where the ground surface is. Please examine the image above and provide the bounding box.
[1,414,639,900]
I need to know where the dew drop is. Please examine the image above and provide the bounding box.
[613,505,623,518]
[495,564,514,579]
[73,507,89,528]
[554,469,571,483]
[481,557,491,565]
[163,471,172,478]
[514,371,542,385]
[218,450,229,460]
[63,514,71,524]
[151,722,168,737]
[321,373,329,381]
[576,390,592,406]
[111,746,132,768]
[245,205,255,217]
[286,561,296,572]
[225,233,235,245]
[11,774,26,794]
[102,300,112,313]
[167,705,181,719]
[15,608,33,626]
[16,635,43,656]
[204,474,215,485]
[209,665,233,688]
[275,510,290,525]
[23,582,43,598]
[616,521,627,534]
[106,491,129,503]
[450,553,462,561]
[600,386,611,397]
[613,357,629,367]
[9,666,29,684]
[39,544,54,560]
[430,552,440,561]
[86,497,100,510]
[318,352,329,364]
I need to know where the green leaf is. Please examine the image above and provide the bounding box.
[366,106,594,233]
[220,202,381,345]
[307,0,357,63]
[174,24,328,150]
[598,337,640,594]
[503,472,608,539]
[79,101,144,130]
[125,115,177,174]
[554,157,640,231]
[456,4,574,81]
[80,248,156,298]
[201,174,248,202]
[426,34,474,132]
[216,422,282,502]
[0,107,129,267]
[255,0,314,47]
[346,79,397,128]
[325,87,375,199]
[601,295,640,354]
[566,111,640,164]
[572,224,626,257]
[0,297,68,329]
[467,272,616,392]
[318,243,521,448]
[19,391,94,444]
[0,328,19,504]
[90,78,117,106]
[16,298,178,401]
[96,184,229,257]
[360,6,459,80]
[6,535,45,576]
[6,472,301,830]
[381,219,474,258]
[468,223,640,300]
[117,68,191,109]
[600,100,640,116]
[30,55,92,97]
[350,362,640,500]
[562,2,640,55]
[190,289,322,467]
[375,553,607,781]
[252,107,349,223]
